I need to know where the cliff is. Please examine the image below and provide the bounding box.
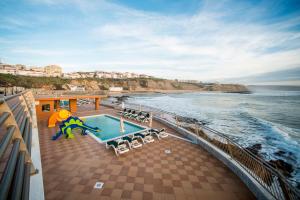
[0,74,249,93]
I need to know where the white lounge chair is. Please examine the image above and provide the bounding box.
[106,140,130,156]
[134,132,155,144]
[148,128,168,139]
[122,136,143,149]
[123,109,133,118]
[118,108,127,115]
[137,112,150,123]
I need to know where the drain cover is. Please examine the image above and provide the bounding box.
[165,149,171,154]
[94,182,104,189]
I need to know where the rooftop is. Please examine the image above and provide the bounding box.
[35,95,105,101]
[38,105,255,200]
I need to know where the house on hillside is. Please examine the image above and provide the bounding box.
[67,84,86,91]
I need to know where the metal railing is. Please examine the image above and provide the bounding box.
[102,100,300,200]
[0,91,37,200]
[32,89,107,96]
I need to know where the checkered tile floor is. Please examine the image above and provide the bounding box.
[38,106,255,200]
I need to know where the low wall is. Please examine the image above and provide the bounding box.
[154,116,274,200]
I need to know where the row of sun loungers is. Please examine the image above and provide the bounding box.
[106,128,168,156]
[119,108,151,123]
[77,99,93,106]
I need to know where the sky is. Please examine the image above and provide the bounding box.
[222,66,300,85]
[1,0,300,84]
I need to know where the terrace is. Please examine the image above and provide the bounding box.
[1,91,299,200]
[39,105,254,200]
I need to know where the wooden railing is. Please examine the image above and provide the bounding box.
[0,91,37,200]
[102,100,300,200]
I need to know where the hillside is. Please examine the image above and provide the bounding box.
[0,74,249,93]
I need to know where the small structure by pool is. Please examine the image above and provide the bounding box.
[35,95,105,120]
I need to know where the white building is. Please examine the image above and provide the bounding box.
[29,66,44,72]
[78,72,95,78]
[109,87,123,92]
[67,84,85,91]
[63,72,81,79]
[179,80,200,83]
[0,62,153,80]
[139,74,152,78]
[44,65,62,77]
[16,70,45,77]
[0,64,17,75]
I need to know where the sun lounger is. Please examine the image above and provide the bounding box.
[120,109,127,116]
[127,110,136,119]
[122,109,130,116]
[118,108,127,115]
[137,112,150,122]
[131,112,142,121]
[134,131,154,144]
[148,128,168,139]
[122,136,142,149]
[124,109,133,117]
[106,140,130,156]
[129,112,138,120]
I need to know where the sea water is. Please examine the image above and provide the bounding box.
[126,87,300,184]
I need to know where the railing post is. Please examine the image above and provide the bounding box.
[227,139,234,158]
[278,174,292,200]
[195,124,199,135]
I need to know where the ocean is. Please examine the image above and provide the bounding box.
[125,87,300,184]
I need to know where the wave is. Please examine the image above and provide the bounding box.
[251,91,300,97]
[128,92,300,183]
[240,112,291,138]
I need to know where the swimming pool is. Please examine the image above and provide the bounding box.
[82,114,146,142]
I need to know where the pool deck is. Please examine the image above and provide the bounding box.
[37,104,255,200]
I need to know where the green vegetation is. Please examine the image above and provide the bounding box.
[0,74,166,90]
[0,74,70,89]
[0,73,249,92]
[171,81,183,89]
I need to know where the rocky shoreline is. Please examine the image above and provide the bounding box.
[171,115,298,188]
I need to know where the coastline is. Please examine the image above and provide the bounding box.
[108,89,251,96]
[108,89,201,96]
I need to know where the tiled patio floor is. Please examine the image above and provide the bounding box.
[38,105,255,200]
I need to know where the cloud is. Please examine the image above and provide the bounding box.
[89,1,300,79]
[1,0,300,82]
[221,66,300,85]
[11,48,72,56]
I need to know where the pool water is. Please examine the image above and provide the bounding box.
[83,115,146,141]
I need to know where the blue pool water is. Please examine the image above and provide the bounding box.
[83,115,145,141]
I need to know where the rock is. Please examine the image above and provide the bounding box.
[175,116,208,125]
[176,116,198,123]
[224,91,252,94]
[113,95,130,103]
[274,150,286,157]
[205,83,250,93]
[177,116,208,125]
[245,144,262,156]
[269,159,294,177]
[274,150,297,163]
